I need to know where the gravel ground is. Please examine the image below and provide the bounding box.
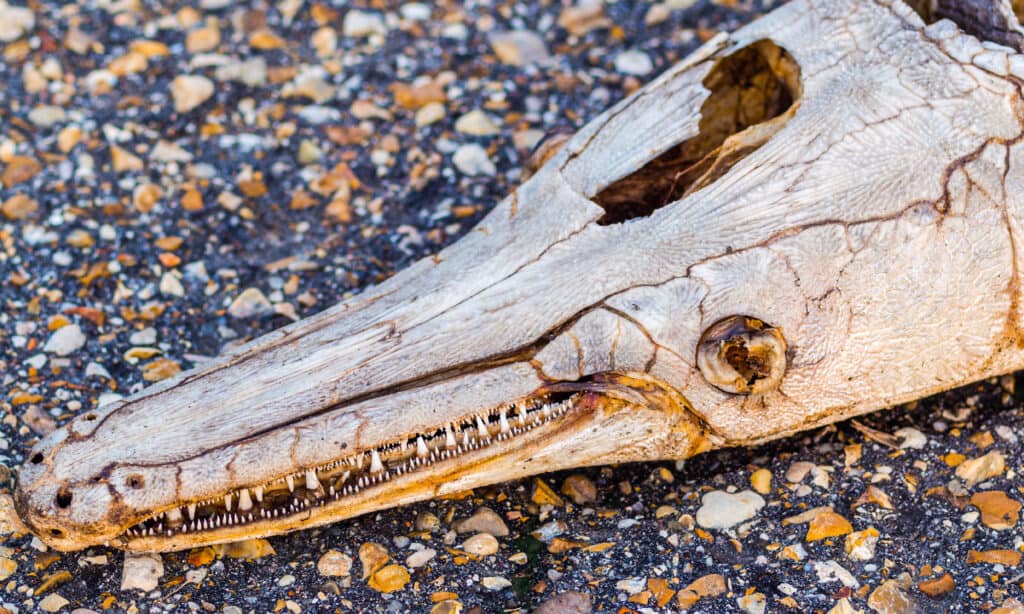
[3,0,1024,612]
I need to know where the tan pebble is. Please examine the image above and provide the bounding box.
[488,30,550,66]
[676,573,726,608]
[2,193,38,220]
[415,511,440,532]
[462,533,499,556]
[453,507,508,536]
[558,3,611,36]
[186,25,220,53]
[806,511,853,542]
[171,75,215,113]
[844,527,879,561]
[0,557,16,580]
[38,593,70,613]
[216,538,275,560]
[405,548,436,568]
[867,579,915,614]
[785,461,814,483]
[359,542,389,579]
[133,183,163,213]
[430,600,463,614]
[967,549,1022,566]
[454,109,500,136]
[827,598,863,614]
[917,573,955,598]
[110,145,143,172]
[317,550,353,577]
[121,553,164,592]
[57,125,83,153]
[956,451,1006,487]
[993,598,1024,614]
[532,478,564,506]
[66,229,94,248]
[108,51,148,76]
[535,590,591,614]
[228,288,272,319]
[415,102,446,127]
[367,563,409,593]
[312,27,337,57]
[971,490,1021,530]
[750,468,772,495]
[2,155,41,187]
[654,505,677,519]
[737,592,766,614]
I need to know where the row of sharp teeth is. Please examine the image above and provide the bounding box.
[124,398,575,539]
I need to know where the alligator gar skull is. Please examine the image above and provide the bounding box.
[16,0,1024,551]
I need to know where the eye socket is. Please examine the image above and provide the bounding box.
[55,488,73,508]
[30,453,44,464]
[83,413,97,421]
[49,528,64,537]
[126,474,145,489]
[696,315,787,395]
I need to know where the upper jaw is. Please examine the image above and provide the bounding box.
[21,368,711,552]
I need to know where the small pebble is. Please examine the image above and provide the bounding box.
[171,75,215,113]
[452,144,496,176]
[317,550,353,577]
[343,11,386,37]
[44,324,86,356]
[228,288,273,318]
[614,49,654,76]
[406,548,436,568]
[462,533,499,556]
[121,553,163,592]
[453,507,508,536]
[488,30,550,66]
[696,490,764,529]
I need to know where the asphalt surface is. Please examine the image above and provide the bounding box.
[2,0,1024,612]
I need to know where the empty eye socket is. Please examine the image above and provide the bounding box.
[30,452,44,464]
[126,474,145,489]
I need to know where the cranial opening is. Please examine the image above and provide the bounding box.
[593,39,802,225]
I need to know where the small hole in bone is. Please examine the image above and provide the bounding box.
[50,528,63,537]
[593,39,801,225]
[30,453,43,464]
[55,488,72,508]
[126,474,145,489]
[84,413,97,421]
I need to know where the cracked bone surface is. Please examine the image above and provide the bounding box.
[15,0,1024,551]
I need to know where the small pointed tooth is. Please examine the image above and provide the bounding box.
[462,431,472,446]
[370,449,384,473]
[286,475,296,492]
[238,489,253,512]
[499,408,510,433]
[224,493,233,512]
[187,503,197,520]
[476,415,489,438]
[254,486,264,502]
[305,469,321,490]
[445,425,457,448]
[416,436,429,458]
[357,454,365,469]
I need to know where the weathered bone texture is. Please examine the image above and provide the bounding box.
[15,0,1024,552]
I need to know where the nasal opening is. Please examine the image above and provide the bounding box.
[593,39,802,225]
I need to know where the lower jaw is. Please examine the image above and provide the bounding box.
[119,394,592,552]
